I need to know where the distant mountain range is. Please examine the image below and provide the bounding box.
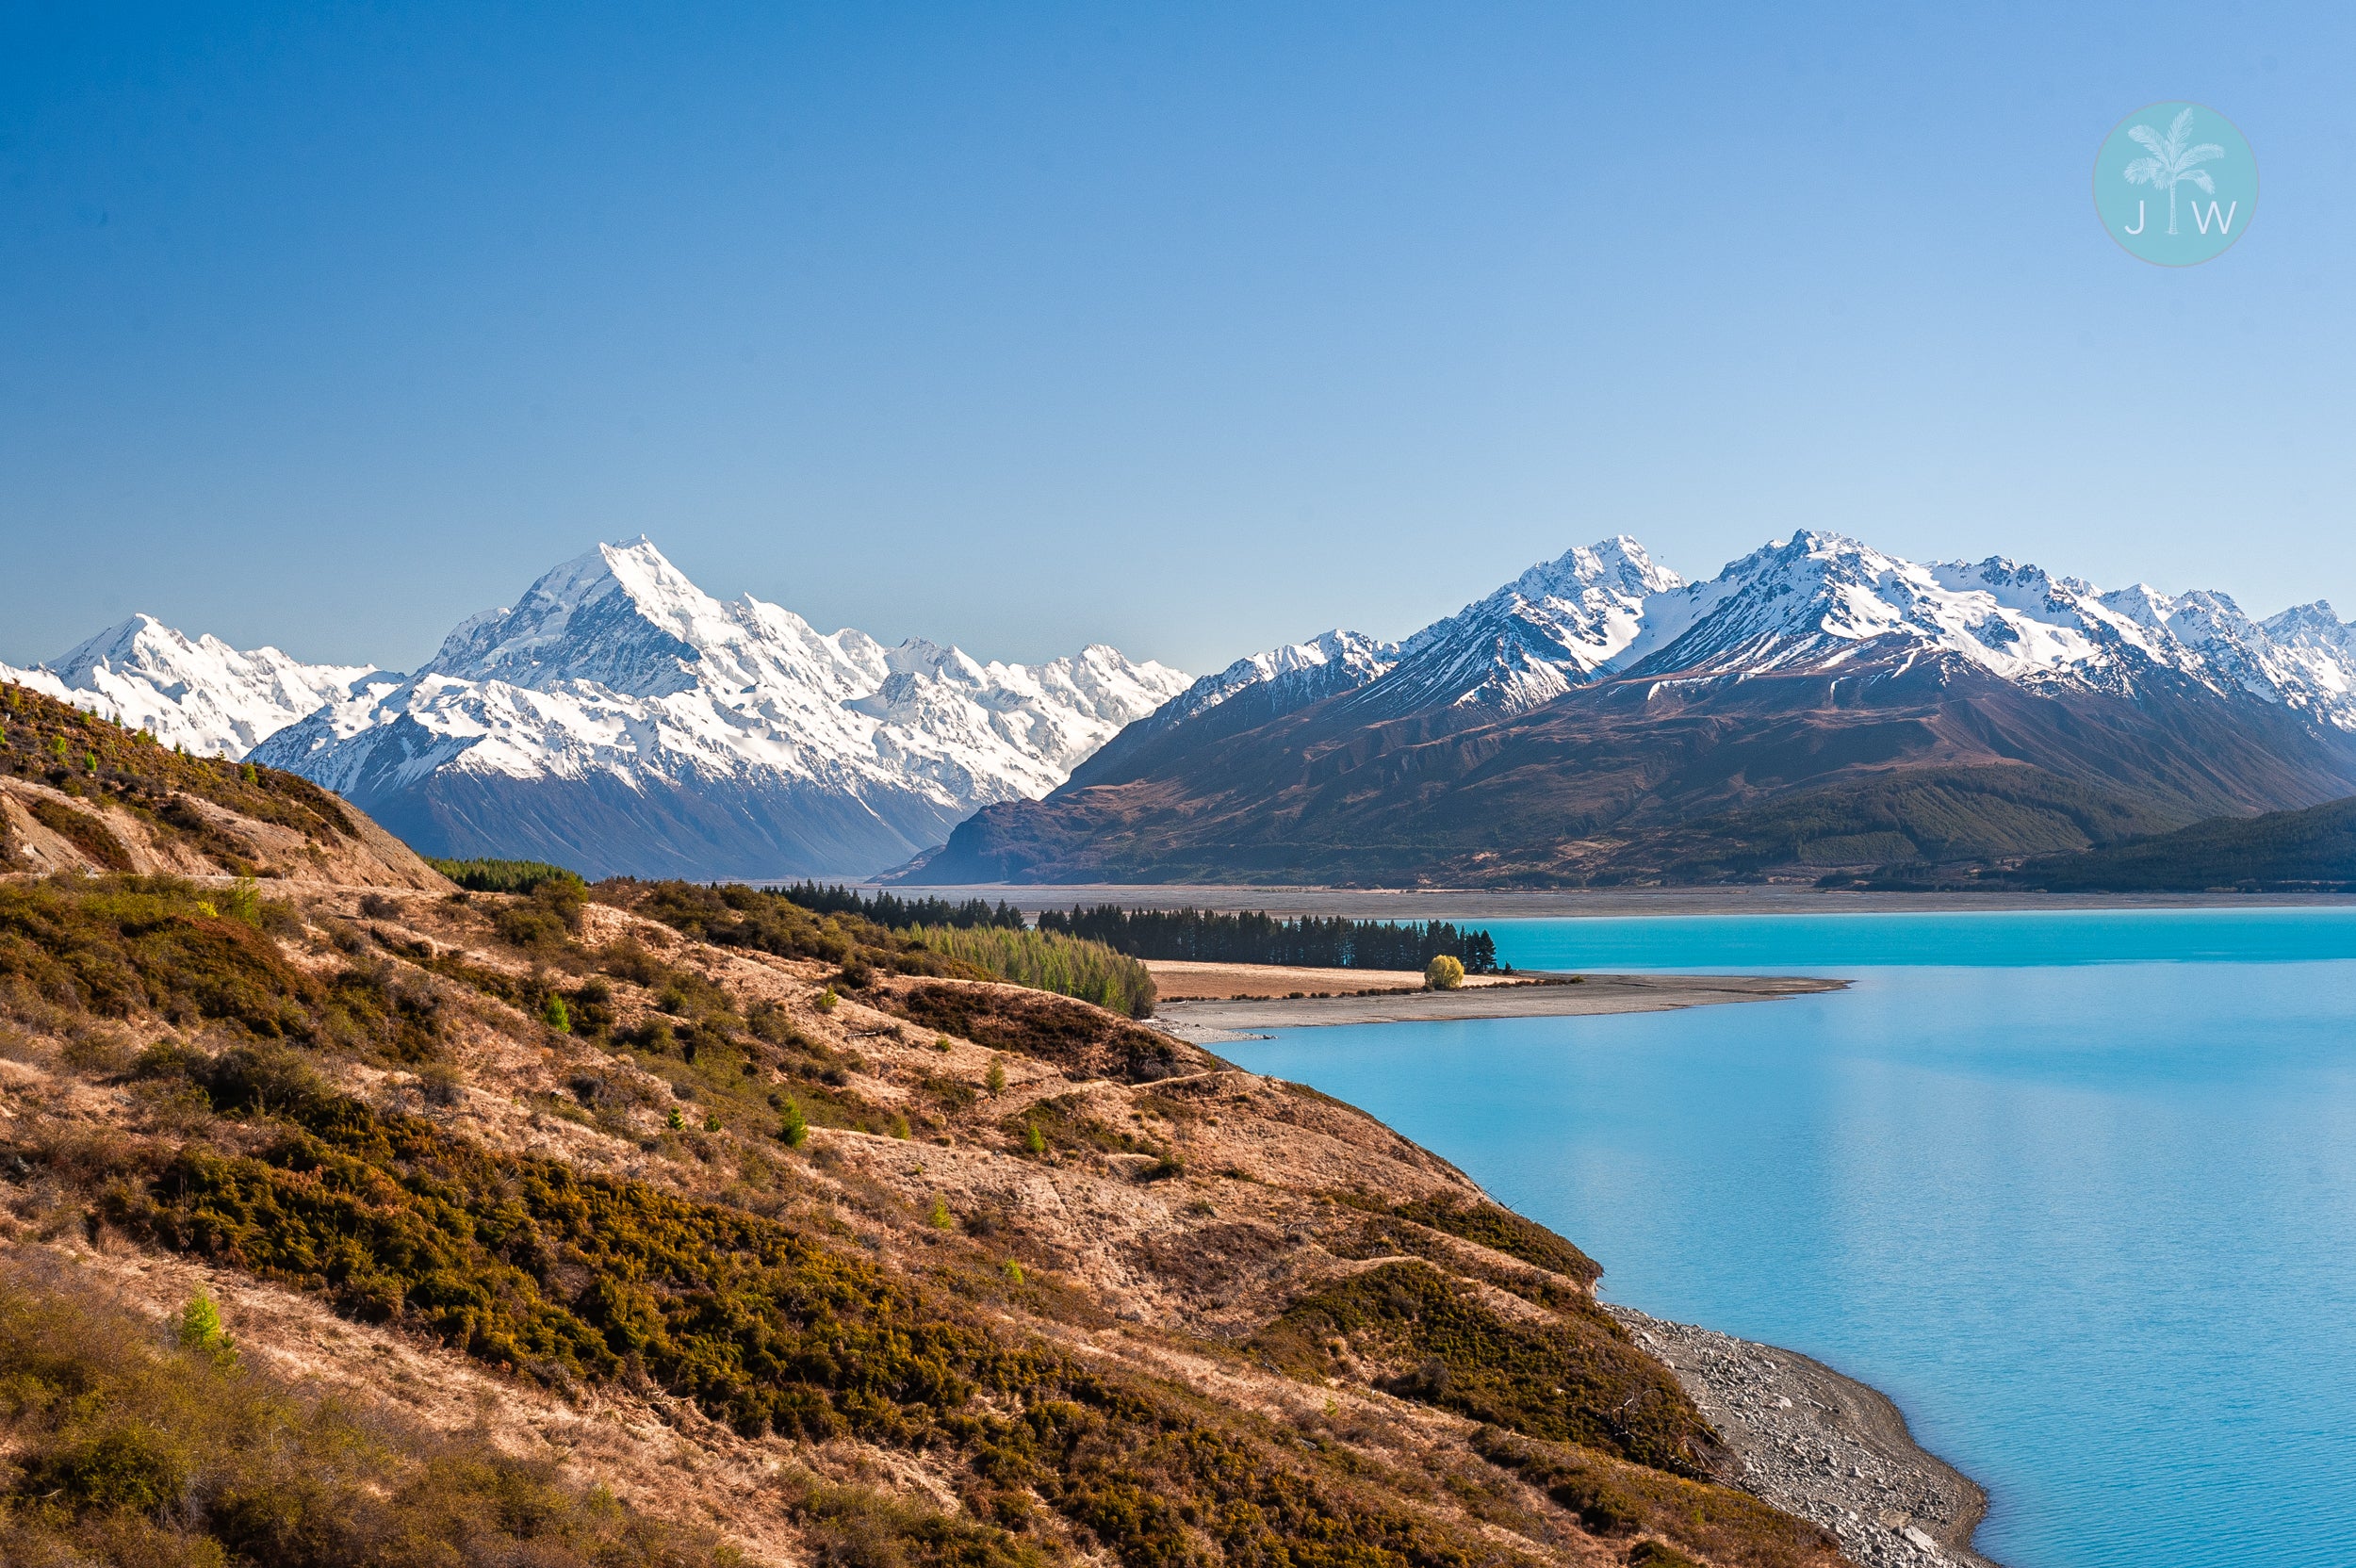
[2,540,1187,878]
[14,529,2356,889]
[0,616,393,760]
[916,531,2356,886]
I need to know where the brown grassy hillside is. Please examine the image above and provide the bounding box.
[1,680,445,888]
[0,775,1846,1567]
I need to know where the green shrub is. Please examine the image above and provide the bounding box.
[1473,1428,1837,1568]
[1250,1261,1720,1478]
[542,993,572,1032]
[779,1100,809,1147]
[884,985,1194,1086]
[1389,1195,1603,1287]
[0,878,333,1044]
[176,1288,234,1364]
[1425,955,1465,990]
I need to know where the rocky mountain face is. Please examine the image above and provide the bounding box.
[920,531,2356,886]
[8,540,1189,880]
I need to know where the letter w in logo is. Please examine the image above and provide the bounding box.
[2190,200,2239,235]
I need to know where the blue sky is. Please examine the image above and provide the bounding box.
[3,2,2349,675]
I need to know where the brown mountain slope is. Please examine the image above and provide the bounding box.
[2,678,447,888]
[0,844,1845,1566]
[922,654,2356,886]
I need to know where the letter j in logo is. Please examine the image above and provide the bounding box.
[2094,103,2257,266]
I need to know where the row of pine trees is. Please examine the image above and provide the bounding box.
[1036,906,1501,973]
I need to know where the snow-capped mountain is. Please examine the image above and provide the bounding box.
[1145,530,2356,740]
[0,615,388,759]
[1157,629,1401,729]
[1612,531,2356,728]
[1111,536,1687,746]
[1060,629,1399,792]
[1354,534,1686,717]
[919,529,2356,887]
[249,539,1189,877]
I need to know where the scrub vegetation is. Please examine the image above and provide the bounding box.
[0,810,1846,1568]
[1,680,358,851]
[0,1261,721,1568]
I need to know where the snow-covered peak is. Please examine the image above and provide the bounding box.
[1505,533,1684,606]
[251,539,1192,869]
[1602,531,2356,728]
[1357,534,1687,715]
[427,537,769,696]
[1156,629,1399,728]
[1134,528,2356,744]
[0,612,388,759]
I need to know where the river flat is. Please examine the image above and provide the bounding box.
[1222,908,2356,1568]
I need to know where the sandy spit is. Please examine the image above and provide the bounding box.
[1151,972,1845,1042]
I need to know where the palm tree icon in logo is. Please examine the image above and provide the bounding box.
[2122,107,2224,236]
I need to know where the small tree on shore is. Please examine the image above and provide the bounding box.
[1425,955,1465,991]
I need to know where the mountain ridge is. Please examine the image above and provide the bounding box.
[6,539,1190,880]
[917,531,2356,886]
[0,614,391,760]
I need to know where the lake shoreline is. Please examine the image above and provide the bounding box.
[1187,963,2004,1563]
[1614,1305,2004,1568]
[1152,972,1845,1042]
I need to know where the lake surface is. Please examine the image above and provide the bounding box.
[1221,909,2356,1568]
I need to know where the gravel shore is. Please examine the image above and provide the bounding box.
[1610,1306,2003,1568]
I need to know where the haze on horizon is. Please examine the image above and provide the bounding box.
[3,2,2351,678]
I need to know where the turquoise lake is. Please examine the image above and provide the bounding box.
[1220,908,2356,1568]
